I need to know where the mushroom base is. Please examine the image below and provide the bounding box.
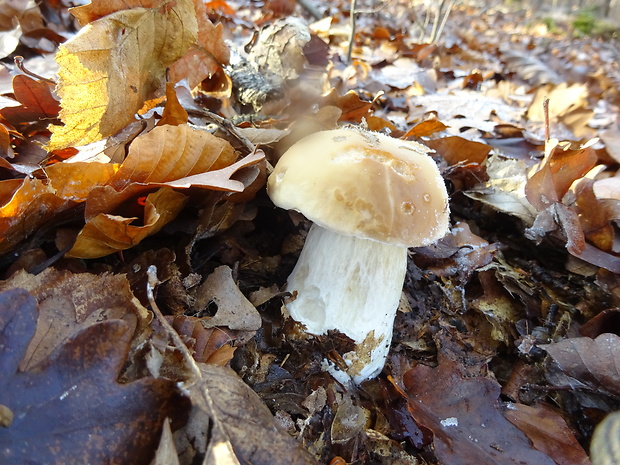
[285,224,407,383]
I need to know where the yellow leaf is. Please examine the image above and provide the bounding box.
[47,0,197,150]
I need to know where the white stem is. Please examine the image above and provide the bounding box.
[285,224,407,382]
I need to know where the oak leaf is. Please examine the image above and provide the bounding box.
[0,288,189,464]
[47,0,198,150]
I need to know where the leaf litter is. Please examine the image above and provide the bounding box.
[0,0,619,463]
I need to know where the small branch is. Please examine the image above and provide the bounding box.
[187,108,256,154]
[347,0,358,64]
[146,266,203,384]
[295,0,323,20]
[14,56,56,84]
[543,97,550,140]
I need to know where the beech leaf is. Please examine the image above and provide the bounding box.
[396,359,555,465]
[47,0,198,149]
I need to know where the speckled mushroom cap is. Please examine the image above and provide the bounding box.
[267,127,450,247]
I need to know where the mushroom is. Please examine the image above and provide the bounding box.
[267,127,450,383]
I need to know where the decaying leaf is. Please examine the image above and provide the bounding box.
[394,358,555,465]
[0,267,150,370]
[194,265,261,331]
[503,403,591,465]
[542,333,620,399]
[181,364,318,465]
[0,288,189,464]
[47,0,198,149]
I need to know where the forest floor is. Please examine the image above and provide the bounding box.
[0,0,619,464]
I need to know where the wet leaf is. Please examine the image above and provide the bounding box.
[503,403,590,465]
[542,333,620,399]
[394,359,555,465]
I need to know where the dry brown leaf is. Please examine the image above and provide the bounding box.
[527,84,593,137]
[67,187,188,258]
[45,161,118,201]
[168,0,230,89]
[47,0,197,149]
[0,177,73,254]
[194,265,261,331]
[182,364,318,465]
[0,267,150,370]
[107,124,236,191]
[404,119,448,138]
[464,156,538,224]
[525,139,598,211]
[157,83,188,127]
[0,75,60,130]
[425,136,491,165]
[70,0,165,25]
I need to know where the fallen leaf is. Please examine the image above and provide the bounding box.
[182,364,318,465]
[0,177,73,254]
[194,265,262,331]
[47,0,198,149]
[525,139,598,211]
[0,288,189,464]
[503,402,591,465]
[168,0,230,89]
[542,333,620,399]
[394,358,555,465]
[0,267,150,370]
[425,135,492,165]
[0,75,60,130]
[107,124,237,191]
[157,83,189,127]
[67,187,188,258]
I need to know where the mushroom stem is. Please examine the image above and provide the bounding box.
[285,223,407,382]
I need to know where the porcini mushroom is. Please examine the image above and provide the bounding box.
[267,127,450,383]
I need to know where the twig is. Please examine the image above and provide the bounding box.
[543,96,550,140]
[295,0,322,20]
[187,108,256,154]
[14,56,56,84]
[347,0,358,64]
[146,265,202,384]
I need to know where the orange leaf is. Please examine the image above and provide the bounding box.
[425,136,491,165]
[67,187,187,258]
[404,120,448,138]
[157,83,188,127]
[45,162,118,201]
[107,124,237,191]
[0,178,73,254]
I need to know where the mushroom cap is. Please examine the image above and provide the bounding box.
[267,127,450,247]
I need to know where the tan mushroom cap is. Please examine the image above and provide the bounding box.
[267,127,450,247]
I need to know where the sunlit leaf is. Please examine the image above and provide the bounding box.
[47,0,198,150]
